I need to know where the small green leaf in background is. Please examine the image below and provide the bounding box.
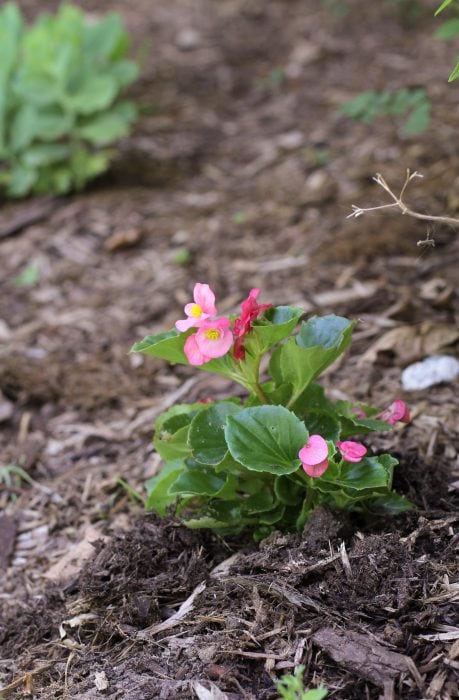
[448,61,459,81]
[13,263,40,286]
[225,405,308,474]
[341,88,431,134]
[435,0,455,16]
[434,17,459,39]
[276,664,328,700]
[0,3,139,198]
[232,210,248,224]
[171,248,192,265]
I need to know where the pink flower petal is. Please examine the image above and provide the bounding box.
[298,434,328,466]
[176,317,200,332]
[184,334,208,365]
[196,326,233,358]
[302,458,329,478]
[193,283,217,316]
[337,440,367,463]
[378,400,410,425]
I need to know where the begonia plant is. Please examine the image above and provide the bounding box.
[132,284,413,538]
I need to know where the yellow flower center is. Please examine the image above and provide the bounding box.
[205,329,221,341]
[190,304,202,317]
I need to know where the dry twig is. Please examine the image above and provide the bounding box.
[348,169,459,245]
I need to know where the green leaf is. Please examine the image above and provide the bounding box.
[170,467,227,496]
[322,454,398,491]
[107,60,139,87]
[271,316,355,409]
[258,502,285,524]
[303,689,328,700]
[21,143,70,167]
[155,424,191,461]
[67,74,118,114]
[297,314,354,350]
[9,105,72,152]
[225,405,308,475]
[133,329,244,383]
[14,264,40,286]
[145,459,185,514]
[370,492,415,514]
[335,400,391,438]
[154,402,204,461]
[131,329,189,364]
[434,17,459,39]
[402,102,430,135]
[13,76,62,106]
[435,0,454,16]
[77,104,136,145]
[448,60,459,81]
[6,164,37,197]
[244,305,303,356]
[84,13,128,60]
[274,475,303,505]
[304,411,340,441]
[188,402,241,465]
[240,490,276,514]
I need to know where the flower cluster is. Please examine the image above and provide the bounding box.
[298,435,367,477]
[176,283,270,366]
[298,399,410,478]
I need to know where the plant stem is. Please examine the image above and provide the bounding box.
[248,381,270,404]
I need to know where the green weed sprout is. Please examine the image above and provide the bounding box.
[341,89,430,135]
[276,666,328,700]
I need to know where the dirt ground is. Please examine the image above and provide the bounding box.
[1,0,458,698]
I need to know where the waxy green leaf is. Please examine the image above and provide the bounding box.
[188,402,241,465]
[244,305,303,356]
[145,459,185,515]
[225,405,308,474]
[131,329,188,364]
[270,316,355,410]
[170,468,228,497]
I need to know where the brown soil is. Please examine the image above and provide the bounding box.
[1,1,458,698]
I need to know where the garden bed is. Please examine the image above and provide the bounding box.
[1,1,458,698]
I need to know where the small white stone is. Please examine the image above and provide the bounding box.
[175,28,201,51]
[401,355,459,391]
[277,130,304,150]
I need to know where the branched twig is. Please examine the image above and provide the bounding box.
[348,169,459,245]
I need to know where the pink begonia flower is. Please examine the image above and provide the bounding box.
[298,435,329,478]
[377,400,410,426]
[352,407,366,419]
[233,288,272,360]
[175,283,217,332]
[337,440,367,463]
[184,317,233,366]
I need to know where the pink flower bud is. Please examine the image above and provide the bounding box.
[337,440,367,463]
[378,400,410,426]
[298,435,329,478]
